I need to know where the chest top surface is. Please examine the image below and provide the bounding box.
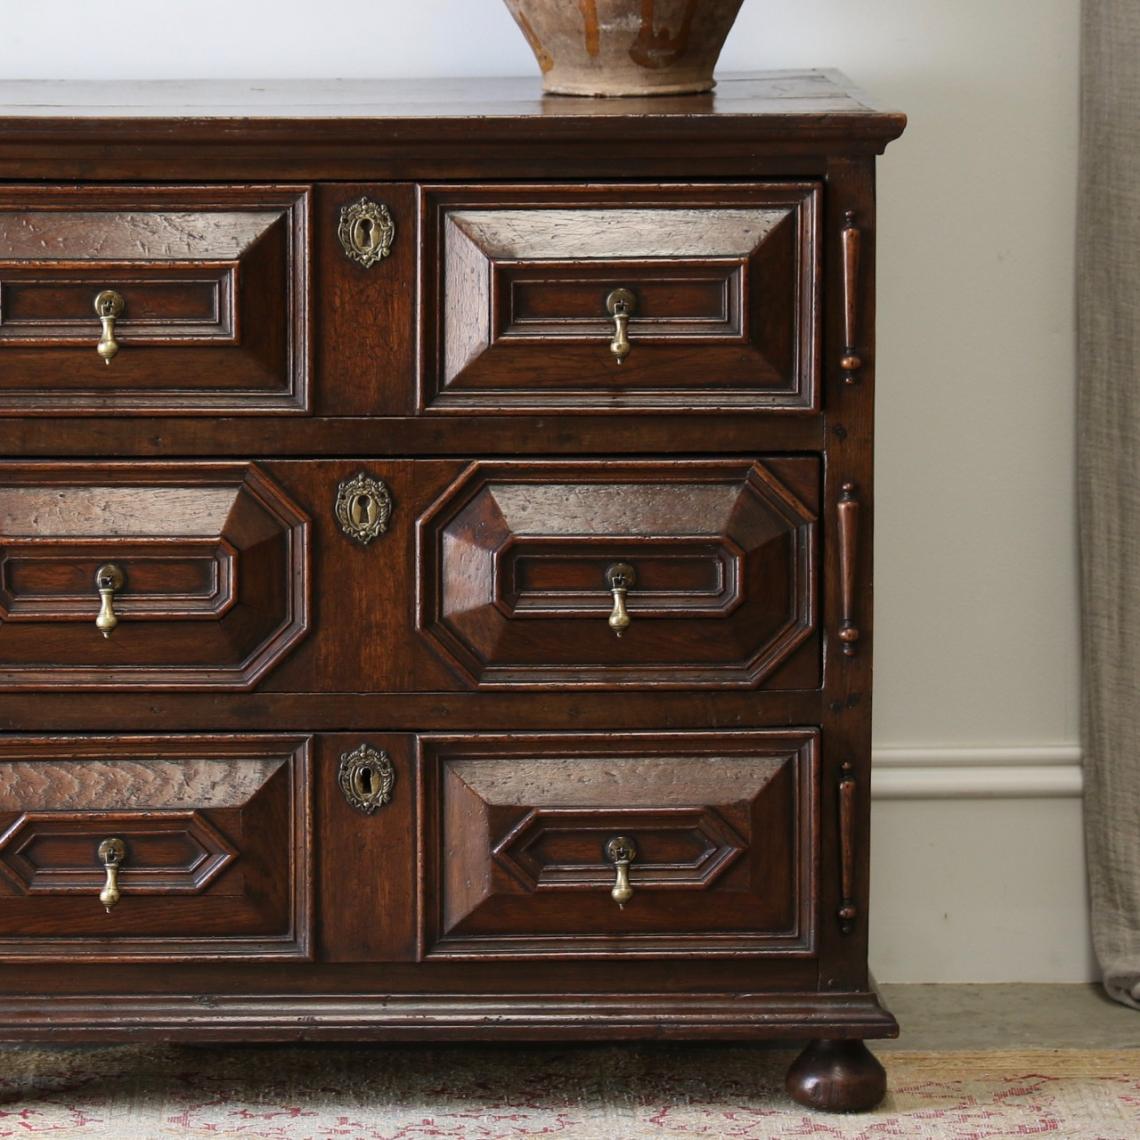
[0,71,905,175]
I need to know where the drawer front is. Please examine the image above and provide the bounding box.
[0,186,310,414]
[0,735,312,960]
[417,458,820,688]
[418,731,818,958]
[0,458,814,694]
[0,462,309,689]
[420,183,820,413]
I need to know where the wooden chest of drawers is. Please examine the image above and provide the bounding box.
[0,71,905,1112]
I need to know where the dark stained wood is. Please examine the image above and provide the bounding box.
[0,186,310,414]
[786,1039,887,1112]
[416,458,819,688]
[0,71,904,1109]
[318,735,418,963]
[837,761,857,934]
[418,731,816,958]
[315,184,417,417]
[0,734,312,961]
[0,73,906,182]
[0,462,309,689]
[0,690,824,732]
[0,990,897,1044]
[420,183,820,412]
[840,211,864,383]
[837,482,862,656]
[817,155,878,1002]
[0,415,827,458]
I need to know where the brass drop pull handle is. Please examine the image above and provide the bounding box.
[93,290,125,365]
[97,837,126,913]
[605,288,636,364]
[605,562,636,637]
[605,835,637,908]
[95,563,125,638]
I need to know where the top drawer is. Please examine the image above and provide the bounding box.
[0,186,310,415]
[420,182,821,414]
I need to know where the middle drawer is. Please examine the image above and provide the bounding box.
[0,457,819,691]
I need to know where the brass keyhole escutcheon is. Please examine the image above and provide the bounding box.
[93,289,125,365]
[94,563,125,638]
[605,288,637,364]
[605,562,636,637]
[335,472,393,546]
[97,837,126,913]
[337,198,396,268]
[338,743,396,815]
[604,835,638,908]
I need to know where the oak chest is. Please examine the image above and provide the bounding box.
[0,71,905,1112]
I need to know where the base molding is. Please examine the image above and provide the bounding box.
[0,991,898,1044]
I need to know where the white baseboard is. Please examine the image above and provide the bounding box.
[871,745,1083,800]
[869,753,1095,982]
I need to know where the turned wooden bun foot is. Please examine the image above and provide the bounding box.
[785,1039,887,1113]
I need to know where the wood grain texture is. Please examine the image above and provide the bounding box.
[0,186,310,414]
[418,730,817,959]
[0,73,907,183]
[0,734,312,962]
[0,75,904,1073]
[421,184,820,412]
[0,462,309,689]
[416,458,819,688]
[0,989,898,1043]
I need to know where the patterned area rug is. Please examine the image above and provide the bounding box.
[0,1043,1136,1138]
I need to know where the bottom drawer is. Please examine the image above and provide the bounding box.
[0,735,312,960]
[418,730,818,959]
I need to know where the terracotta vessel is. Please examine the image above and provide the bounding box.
[503,0,746,96]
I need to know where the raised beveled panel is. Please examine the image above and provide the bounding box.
[420,183,820,412]
[0,462,309,689]
[417,459,819,688]
[497,807,746,892]
[0,541,234,621]
[0,811,236,894]
[0,186,310,414]
[0,734,313,961]
[418,730,818,958]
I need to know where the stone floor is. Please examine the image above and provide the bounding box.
[878,983,1139,1051]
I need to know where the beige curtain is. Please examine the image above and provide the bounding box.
[1078,0,1140,1010]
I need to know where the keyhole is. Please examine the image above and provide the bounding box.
[351,494,375,527]
[357,766,373,796]
[354,217,375,251]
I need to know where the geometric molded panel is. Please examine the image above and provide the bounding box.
[418,730,819,958]
[0,462,309,689]
[0,734,313,962]
[495,806,746,892]
[0,185,311,415]
[417,459,819,688]
[419,183,821,413]
[0,811,236,895]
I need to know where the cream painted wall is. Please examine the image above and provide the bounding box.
[0,1,1088,981]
